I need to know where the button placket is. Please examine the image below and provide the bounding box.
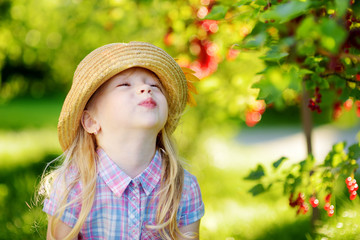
[129,181,141,239]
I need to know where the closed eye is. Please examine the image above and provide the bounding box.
[117,83,130,87]
[151,84,160,89]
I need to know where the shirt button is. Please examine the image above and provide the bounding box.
[132,196,136,201]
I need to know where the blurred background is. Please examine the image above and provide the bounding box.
[0,0,359,239]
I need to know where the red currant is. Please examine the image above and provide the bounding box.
[346,176,353,184]
[328,209,334,217]
[350,191,357,200]
[325,193,332,203]
[356,74,360,81]
[309,196,319,207]
[324,202,331,211]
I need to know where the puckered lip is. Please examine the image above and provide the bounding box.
[138,97,157,108]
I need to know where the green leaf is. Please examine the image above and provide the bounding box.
[242,32,267,49]
[248,183,266,196]
[349,143,360,160]
[234,0,254,7]
[320,18,347,54]
[296,16,319,39]
[273,157,288,169]
[260,51,288,61]
[260,1,310,24]
[244,164,265,180]
[350,88,360,100]
[299,155,315,172]
[299,68,313,75]
[328,75,346,88]
[335,0,349,17]
[205,5,229,20]
[333,142,346,153]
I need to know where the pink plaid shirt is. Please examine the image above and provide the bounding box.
[43,148,204,239]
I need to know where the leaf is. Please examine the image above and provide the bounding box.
[335,0,349,17]
[320,18,347,54]
[273,157,288,169]
[234,0,253,7]
[260,1,310,24]
[296,16,318,39]
[299,68,313,75]
[248,183,266,196]
[328,75,346,88]
[260,51,288,61]
[299,155,315,172]
[350,88,360,100]
[333,142,346,153]
[205,5,229,20]
[349,143,360,160]
[242,32,267,49]
[260,46,289,62]
[244,164,265,180]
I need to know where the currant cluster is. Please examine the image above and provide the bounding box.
[346,176,358,200]
[345,5,359,31]
[308,87,322,113]
[333,101,343,119]
[289,192,309,215]
[323,193,335,217]
[356,100,360,117]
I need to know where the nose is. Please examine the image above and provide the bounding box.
[136,84,152,95]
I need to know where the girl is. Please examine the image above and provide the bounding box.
[39,42,204,239]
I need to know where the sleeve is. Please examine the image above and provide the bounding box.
[177,170,205,227]
[43,174,82,228]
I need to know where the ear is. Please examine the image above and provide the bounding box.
[81,110,100,134]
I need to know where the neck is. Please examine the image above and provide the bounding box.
[97,129,158,178]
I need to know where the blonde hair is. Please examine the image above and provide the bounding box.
[39,112,188,240]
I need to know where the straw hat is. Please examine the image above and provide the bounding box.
[58,41,189,151]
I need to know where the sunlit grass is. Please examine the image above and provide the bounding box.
[0,128,60,168]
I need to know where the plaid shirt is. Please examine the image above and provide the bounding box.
[43,148,204,239]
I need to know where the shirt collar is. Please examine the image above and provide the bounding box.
[97,148,162,197]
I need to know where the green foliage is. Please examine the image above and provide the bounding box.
[260,1,310,24]
[245,141,360,212]
[244,164,265,180]
[273,156,288,169]
[205,5,229,20]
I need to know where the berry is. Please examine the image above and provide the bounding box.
[356,74,360,81]
[346,176,353,184]
[308,88,322,113]
[328,209,334,217]
[309,196,319,207]
[325,193,332,203]
[324,202,331,211]
[350,191,357,200]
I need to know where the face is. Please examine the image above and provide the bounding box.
[84,67,168,137]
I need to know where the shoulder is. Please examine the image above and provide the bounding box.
[47,165,82,203]
[181,169,203,204]
[182,169,201,193]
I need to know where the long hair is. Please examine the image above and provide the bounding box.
[39,124,188,240]
[39,126,98,240]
